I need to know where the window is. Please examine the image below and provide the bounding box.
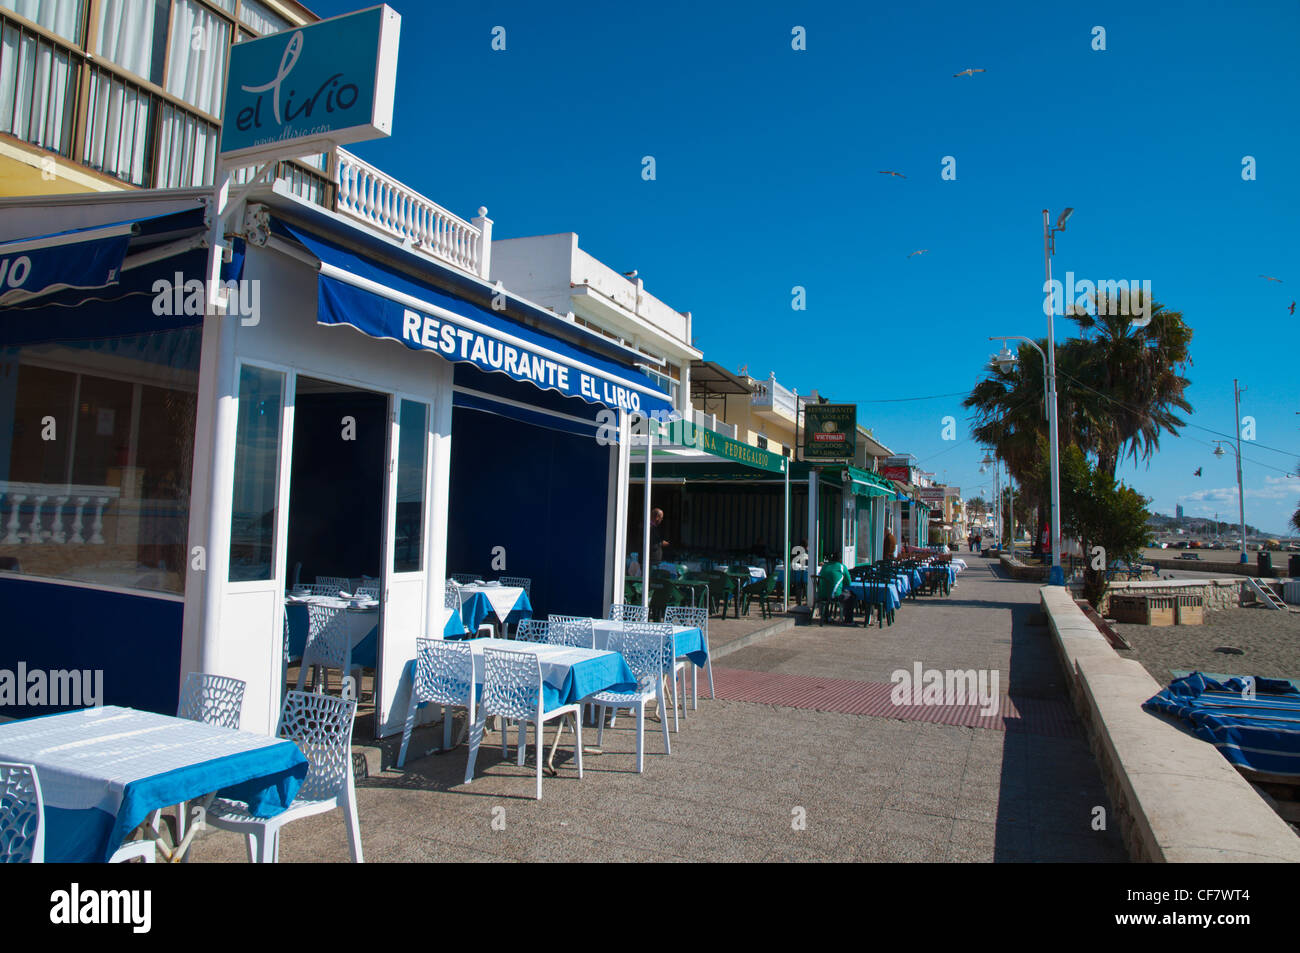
[94,0,169,86]
[237,0,289,35]
[166,0,231,117]
[393,399,427,572]
[228,364,284,582]
[0,0,84,43]
[0,17,79,155]
[755,435,768,450]
[0,328,201,595]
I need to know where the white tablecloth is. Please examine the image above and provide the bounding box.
[452,584,526,622]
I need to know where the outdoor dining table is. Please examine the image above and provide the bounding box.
[847,580,902,612]
[460,638,636,773]
[590,619,708,668]
[285,593,380,665]
[453,583,532,632]
[0,706,308,863]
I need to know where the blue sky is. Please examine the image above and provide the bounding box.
[311,0,1300,532]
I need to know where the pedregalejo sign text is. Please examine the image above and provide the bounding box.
[219,5,400,164]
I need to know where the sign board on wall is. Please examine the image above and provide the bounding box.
[919,487,947,509]
[880,465,911,482]
[219,5,401,165]
[802,403,856,460]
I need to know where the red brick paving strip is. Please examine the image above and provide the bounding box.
[709,667,1080,737]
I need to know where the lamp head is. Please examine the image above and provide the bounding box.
[1056,207,1074,230]
[992,343,1018,372]
[1213,445,1226,459]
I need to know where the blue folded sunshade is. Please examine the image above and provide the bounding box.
[1144,672,1300,777]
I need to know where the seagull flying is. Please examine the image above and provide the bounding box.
[1260,275,1283,282]
[1193,467,1202,477]
[1289,301,1296,315]
[908,250,928,258]
[877,170,906,178]
[623,270,638,278]
[953,68,986,78]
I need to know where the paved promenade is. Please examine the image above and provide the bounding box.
[190,553,1126,862]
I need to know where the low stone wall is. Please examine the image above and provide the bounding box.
[1040,586,1300,862]
[1099,578,1243,615]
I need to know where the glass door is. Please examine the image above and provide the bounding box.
[375,396,430,737]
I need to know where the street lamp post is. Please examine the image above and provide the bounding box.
[1040,208,1071,585]
[1214,378,1249,564]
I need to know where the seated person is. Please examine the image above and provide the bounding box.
[817,552,856,623]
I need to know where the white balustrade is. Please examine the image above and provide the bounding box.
[0,483,120,545]
[333,149,489,278]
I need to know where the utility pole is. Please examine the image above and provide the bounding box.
[1234,379,1247,564]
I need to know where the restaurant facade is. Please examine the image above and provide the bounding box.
[0,179,673,737]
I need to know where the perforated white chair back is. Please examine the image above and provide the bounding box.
[548,616,594,648]
[514,619,549,643]
[444,585,462,611]
[609,603,648,622]
[664,605,707,634]
[500,575,531,595]
[277,691,357,803]
[177,672,246,730]
[0,762,43,863]
[316,576,350,591]
[481,647,542,722]
[412,639,473,709]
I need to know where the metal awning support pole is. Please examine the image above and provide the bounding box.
[807,468,818,611]
[641,413,653,610]
[783,460,791,609]
[611,407,631,611]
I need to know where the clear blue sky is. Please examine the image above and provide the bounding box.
[310,0,1300,532]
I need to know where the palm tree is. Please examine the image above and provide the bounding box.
[1064,291,1193,478]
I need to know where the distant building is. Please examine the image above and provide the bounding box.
[1176,504,1184,518]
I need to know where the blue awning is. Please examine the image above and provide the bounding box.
[277,221,673,416]
[0,220,135,307]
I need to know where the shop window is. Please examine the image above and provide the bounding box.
[393,399,427,572]
[228,364,284,582]
[0,328,200,594]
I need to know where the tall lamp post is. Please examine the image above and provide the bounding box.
[981,452,998,549]
[1214,378,1249,564]
[1040,207,1072,585]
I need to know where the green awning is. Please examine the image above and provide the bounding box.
[650,419,787,473]
[841,465,895,499]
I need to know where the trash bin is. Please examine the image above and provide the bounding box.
[1289,554,1300,578]
[1257,550,1273,577]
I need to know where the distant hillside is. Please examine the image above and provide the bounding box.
[1148,512,1273,537]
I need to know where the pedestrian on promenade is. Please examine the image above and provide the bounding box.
[883,527,897,561]
[649,507,668,565]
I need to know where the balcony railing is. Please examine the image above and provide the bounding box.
[691,409,737,440]
[751,374,799,421]
[330,149,491,278]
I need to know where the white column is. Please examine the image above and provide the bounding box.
[472,207,493,280]
[782,461,790,609]
[640,413,653,610]
[609,407,631,613]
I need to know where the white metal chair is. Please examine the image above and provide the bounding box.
[397,640,476,781]
[664,605,714,708]
[499,575,531,595]
[206,691,362,863]
[470,647,583,800]
[148,673,247,855]
[608,603,648,622]
[354,586,380,600]
[514,619,549,643]
[590,625,674,772]
[316,575,351,591]
[297,604,360,696]
[450,573,480,585]
[0,762,43,863]
[548,615,594,648]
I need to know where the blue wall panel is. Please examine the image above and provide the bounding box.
[0,576,183,719]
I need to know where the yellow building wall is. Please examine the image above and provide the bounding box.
[0,139,129,198]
